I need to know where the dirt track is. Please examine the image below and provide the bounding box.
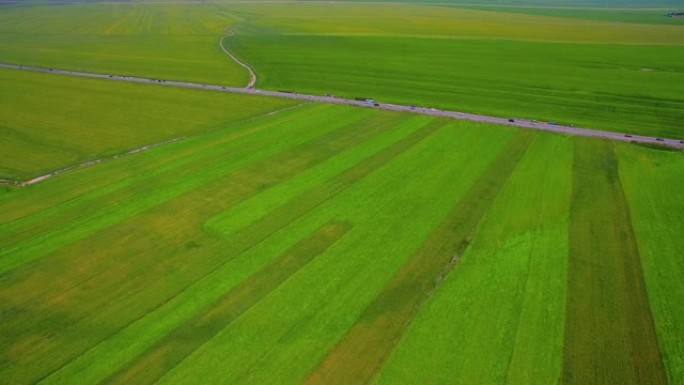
[2,62,683,150]
[0,137,185,187]
[219,30,257,89]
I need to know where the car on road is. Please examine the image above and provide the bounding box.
[508,119,515,123]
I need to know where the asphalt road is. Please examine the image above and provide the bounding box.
[2,62,682,149]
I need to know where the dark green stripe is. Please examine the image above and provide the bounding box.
[102,221,352,385]
[98,117,447,385]
[5,113,441,385]
[562,138,666,385]
[304,131,534,385]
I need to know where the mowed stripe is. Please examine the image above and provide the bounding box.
[562,139,666,384]
[1,112,442,385]
[101,221,352,385]
[0,104,315,274]
[0,109,398,384]
[42,116,446,385]
[304,131,534,385]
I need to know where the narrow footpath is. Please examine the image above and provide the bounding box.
[219,30,257,89]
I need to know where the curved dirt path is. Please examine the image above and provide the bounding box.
[2,62,683,151]
[219,30,257,89]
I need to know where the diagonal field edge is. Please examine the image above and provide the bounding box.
[68,118,446,385]
[25,114,442,385]
[0,104,333,276]
[0,108,390,383]
[100,221,352,385]
[303,131,535,385]
[0,103,304,187]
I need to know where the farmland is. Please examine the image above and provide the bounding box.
[223,3,684,138]
[0,3,246,85]
[1,1,684,385]
[2,3,683,137]
[2,99,683,384]
[0,67,296,180]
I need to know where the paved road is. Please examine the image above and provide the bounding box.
[2,62,682,149]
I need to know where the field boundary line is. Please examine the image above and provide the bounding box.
[220,29,257,89]
[0,103,305,188]
[100,221,352,385]
[1,62,682,150]
[0,137,185,188]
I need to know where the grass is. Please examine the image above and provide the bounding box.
[562,138,665,384]
[1,93,682,383]
[220,2,684,138]
[1,2,684,384]
[616,142,684,384]
[373,133,573,384]
[304,131,534,385]
[2,2,683,138]
[0,103,385,383]
[0,67,296,180]
[462,6,684,25]
[227,32,684,138]
[224,3,684,44]
[0,3,246,85]
[154,117,517,385]
[103,221,352,385]
[0,100,520,384]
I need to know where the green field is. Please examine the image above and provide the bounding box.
[2,2,684,385]
[0,68,296,180]
[1,95,683,384]
[2,3,683,137]
[224,3,684,138]
[0,3,246,85]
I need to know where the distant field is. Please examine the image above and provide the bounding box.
[1,100,682,384]
[0,67,296,180]
[462,6,684,25]
[0,3,246,85]
[1,3,683,138]
[224,3,684,138]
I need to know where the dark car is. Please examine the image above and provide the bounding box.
[508,119,514,123]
